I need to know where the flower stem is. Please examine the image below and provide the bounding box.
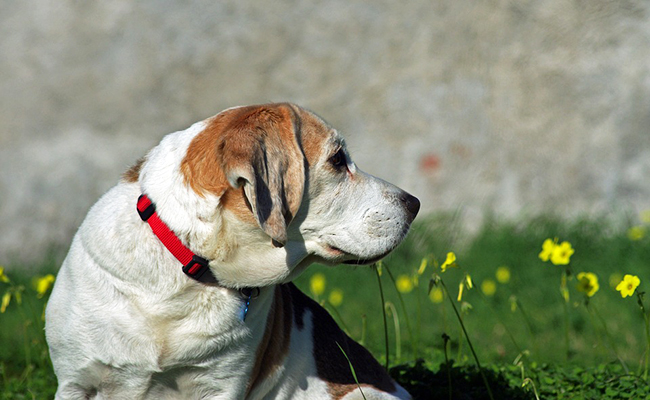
[374,265,390,370]
[416,284,422,356]
[638,292,650,381]
[643,311,650,381]
[560,268,571,361]
[384,264,417,358]
[563,298,570,361]
[385,302,401,361]
[439,278,494,400]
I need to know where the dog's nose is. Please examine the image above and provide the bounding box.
[401,192,420,217]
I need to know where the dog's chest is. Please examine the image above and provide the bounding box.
[133,287,251,369]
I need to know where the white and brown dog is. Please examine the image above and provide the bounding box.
[45,103,420,399]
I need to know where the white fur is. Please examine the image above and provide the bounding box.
[46,105,415,399]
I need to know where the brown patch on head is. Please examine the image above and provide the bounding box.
[121,156,146,183]
[293,108,336,168]
[180,114,233,196]
[181,103,306,244]
[246,285,293,396]
[287,283,397,398]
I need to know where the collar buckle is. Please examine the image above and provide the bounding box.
[182,255,216,283]
[137,195,156,221]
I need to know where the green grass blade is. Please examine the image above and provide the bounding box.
[336,341,367,400]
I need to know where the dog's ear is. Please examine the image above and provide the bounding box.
[218,104,305,245]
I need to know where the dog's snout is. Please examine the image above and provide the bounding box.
[401,192,420,217]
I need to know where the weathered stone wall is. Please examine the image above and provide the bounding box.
[2,0,649,264]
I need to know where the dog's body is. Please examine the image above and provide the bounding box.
[46,104,419,399]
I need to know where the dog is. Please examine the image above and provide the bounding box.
[45,103,420,399]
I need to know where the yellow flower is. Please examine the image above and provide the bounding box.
[539,238,557,262]
[1,292,10,313]
[457,275,473,301]
[310,273,326,297]
[496,266,510,284]
[0,267,9,284]
[429,287,444,303]
[417,258,428,275]
[440,252,457,272]
[550,241,574,265]
[481,279,497,296]
[627,226,645,241]
[616,274,641,298]
[328,289,344,307]
[396,274,414,293]
[465,274,473,289]
[576,272,599,297]
[540,238,575,265]
[34,274,55,299]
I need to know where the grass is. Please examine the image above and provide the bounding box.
[296,214,650,366]
[2,213,650,398]
[0,270,58,399]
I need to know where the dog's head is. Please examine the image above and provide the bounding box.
[134,103,419,288]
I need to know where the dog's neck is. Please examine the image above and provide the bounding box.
[136,193,261,320]
[137,194,218,283]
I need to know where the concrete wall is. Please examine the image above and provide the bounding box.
[2,0,649,263]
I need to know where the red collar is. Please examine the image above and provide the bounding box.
[137,194,218,284]
[136,194,260,321]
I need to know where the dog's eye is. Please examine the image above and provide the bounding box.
[329,149,347,169]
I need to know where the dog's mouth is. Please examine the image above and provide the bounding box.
[343,255,386,265]
[342,254,388,265]
[327,245,391,266]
